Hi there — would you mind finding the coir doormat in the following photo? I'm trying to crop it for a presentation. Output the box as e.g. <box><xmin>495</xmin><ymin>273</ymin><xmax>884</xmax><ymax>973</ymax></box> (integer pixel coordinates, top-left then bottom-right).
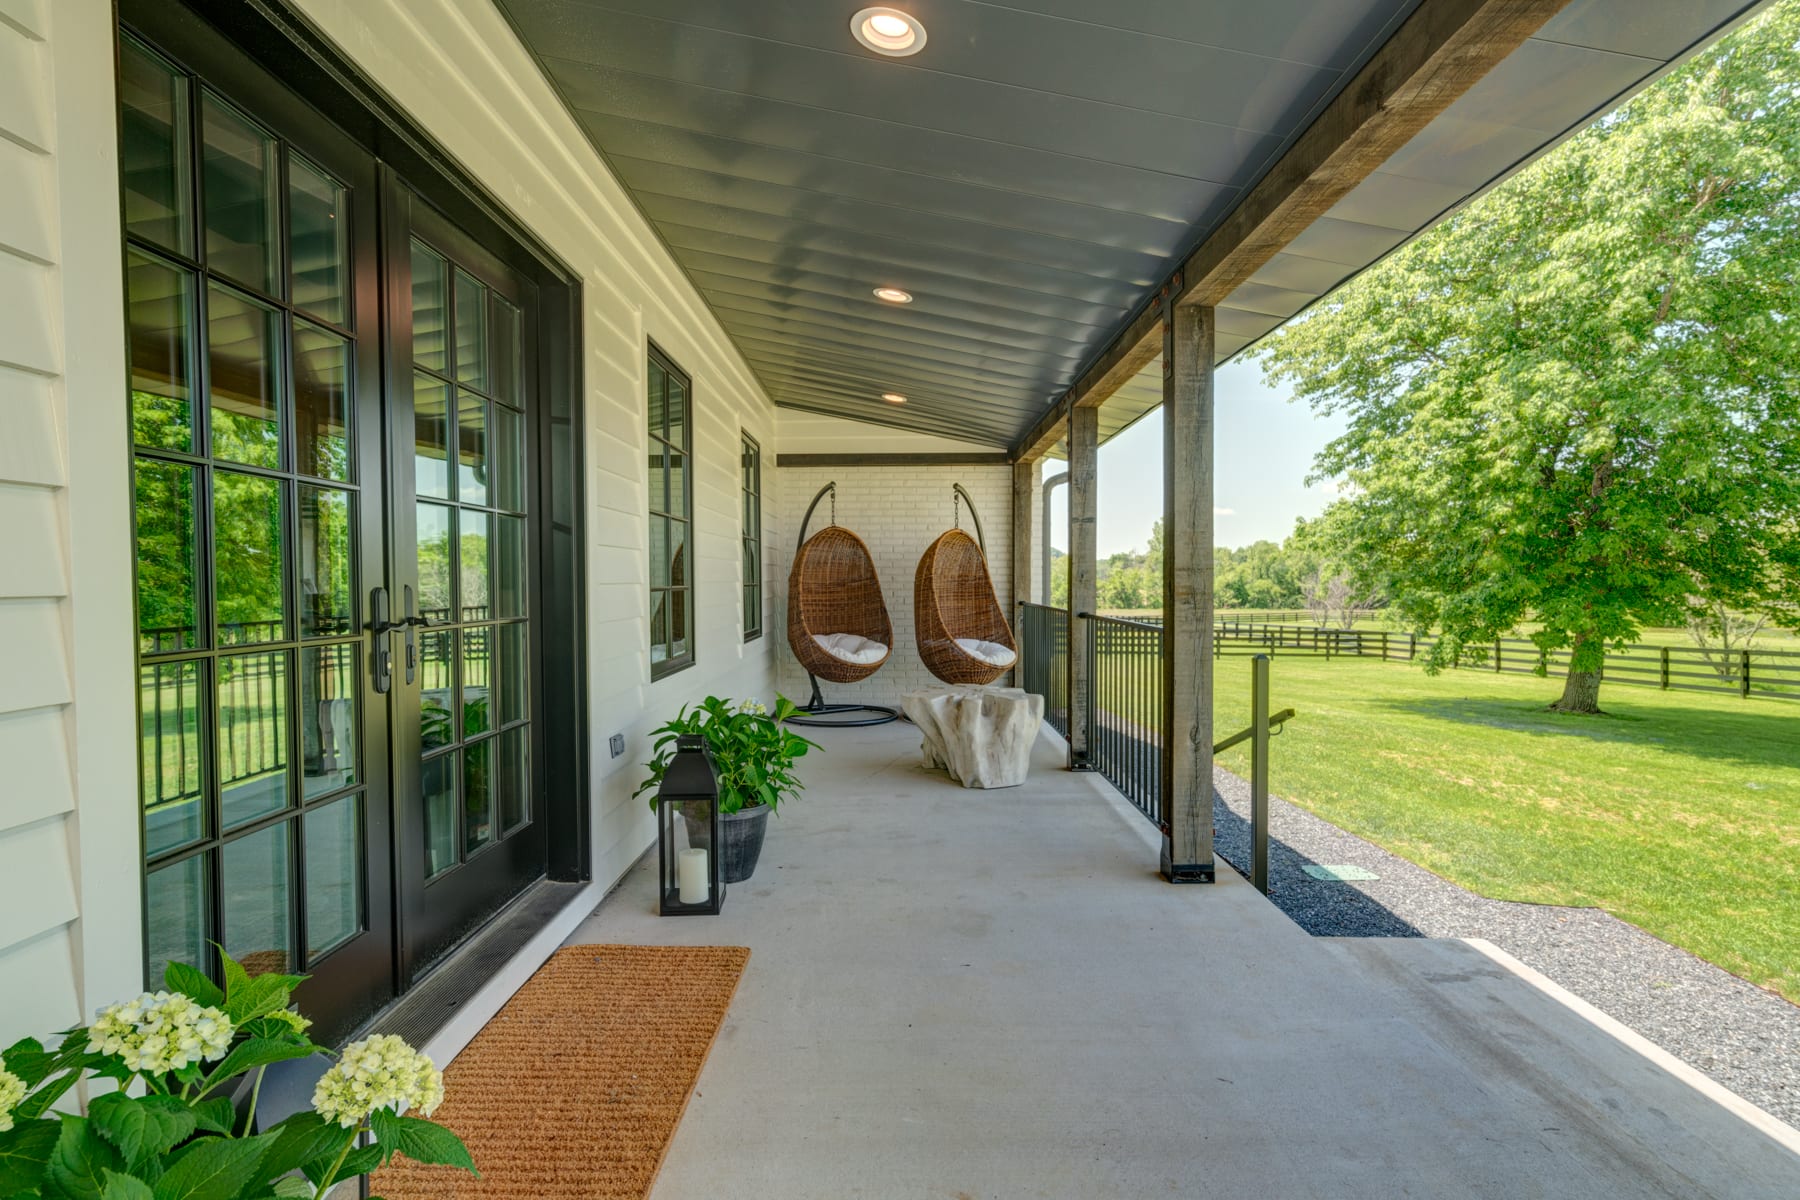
<box><xmin>372</xmin><ymin>944</ymin><xmax>750</xmax><ymax>1199</ymax></box>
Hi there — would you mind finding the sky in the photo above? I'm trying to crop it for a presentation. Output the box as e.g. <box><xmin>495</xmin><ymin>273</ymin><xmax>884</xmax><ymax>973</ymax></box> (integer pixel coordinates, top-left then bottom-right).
<box><xmin>1047</xmin><ymin>358</ymin><xmax>1349</xmax><ymax>556</ymax></box>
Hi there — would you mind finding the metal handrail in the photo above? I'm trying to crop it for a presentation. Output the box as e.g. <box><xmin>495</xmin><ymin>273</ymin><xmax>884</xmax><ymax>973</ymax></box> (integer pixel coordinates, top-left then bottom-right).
<box><xmin>1213</xmin><ymin>707</ymin><xmax>1295</xmax><ymax>756</ymax></box>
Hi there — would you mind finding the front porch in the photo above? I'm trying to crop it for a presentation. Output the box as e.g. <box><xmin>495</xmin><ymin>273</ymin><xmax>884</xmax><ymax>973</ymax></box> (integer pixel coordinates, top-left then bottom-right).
<box><xmin>567</xmin><ymin>723</ymin><xmax>1798</xmax><ymax>1198</ymax></box>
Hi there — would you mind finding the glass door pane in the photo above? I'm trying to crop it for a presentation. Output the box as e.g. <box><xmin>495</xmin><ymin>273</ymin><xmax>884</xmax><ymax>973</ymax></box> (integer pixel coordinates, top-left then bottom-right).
<box><xmin>395</xmin><ymin>204</ymin><xmax>545</xmax><ymax>980</ymax></box>
<box><xmin>123</xmin><ymin>29</ymin><xmax>394</xmax><ymax>1046</ymax></box>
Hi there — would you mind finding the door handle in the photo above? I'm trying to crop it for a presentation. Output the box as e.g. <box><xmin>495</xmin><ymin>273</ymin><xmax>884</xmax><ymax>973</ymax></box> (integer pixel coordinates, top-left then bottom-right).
<box><xmin>367</xmin><ymin>586</ymin><xmax>394</xmax><ymax>694</ymax></box>
<box><xmin>403</xmin><ymin>586</ymin><xmax>418</xmax><ymax>685</ymax></box>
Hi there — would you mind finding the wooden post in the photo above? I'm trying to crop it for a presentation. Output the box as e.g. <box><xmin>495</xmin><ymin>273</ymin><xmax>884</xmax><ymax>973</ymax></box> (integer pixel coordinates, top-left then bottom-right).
<box><xmin>1010</xmin><ymin>460</ymin><xmax>1035</xmax><ymax>686</ymax></box>
<box><xmin>1010</xmin><ymin>459</ymin><xmax>1035</xmax><ymax>611</ymax></box>
<box><xmin>1741</xmin><ymin>649</ymin><xmax>1752</xmax><ymax>699</ymax></box>
<box><xmin>1067</xmin><ymin>406</ymin><xmax>1098</xmax><ymax>770</ymax></box>
<box><xmin>1661</xmin><ymin>646</ymin><xmax>1670</xmax><ymax>690</ymax></box>
<box><xmin>1161</xmin><ymin>303</ymin><xmax>1215</xmax><ymax>884</ymax></box>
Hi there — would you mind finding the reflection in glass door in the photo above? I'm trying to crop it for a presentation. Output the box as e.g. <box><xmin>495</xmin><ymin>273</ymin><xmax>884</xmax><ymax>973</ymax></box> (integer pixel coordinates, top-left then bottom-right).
<box><xmin>122</xmin><ymin>32</ymin><xmax>394</xmax><ymax>1040</ymax></box>
<box><xmin>393</xmin><ymin>199</ymin><xmax>546</xmax><ymax>978</ymax></box>
<box><xmin>123</xmin><ymin>15</ymin><xmax>559</xmax><ymax>1040</ymax></box>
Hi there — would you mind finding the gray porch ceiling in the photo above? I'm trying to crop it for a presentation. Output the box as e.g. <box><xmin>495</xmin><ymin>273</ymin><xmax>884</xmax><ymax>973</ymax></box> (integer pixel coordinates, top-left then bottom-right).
<box><xmin>494</xmin><ymin>0</ymin><xmax>1765</xmax><ymax>448</ymax></box>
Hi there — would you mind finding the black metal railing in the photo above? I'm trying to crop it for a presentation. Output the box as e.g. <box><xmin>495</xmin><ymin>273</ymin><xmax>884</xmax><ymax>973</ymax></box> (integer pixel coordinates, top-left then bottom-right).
<box><xmin>1017</xmin><ymin>602</ymin><xmax>1069</xmax><ymax>737</ymax></box>
<box><xmin>140</xmin><ymin>608</ymin><xmax>496</xmax><ymax>818</ymax></box>
<box><xmin>1086</xmin><ymin>614</ymin><xmax>1164</xmax><ymax>826</ymax></box>
<box><xmin>1017</xmin><ymin>612</ymin><xmax>1297</xmax><ymax>888</ymax></box>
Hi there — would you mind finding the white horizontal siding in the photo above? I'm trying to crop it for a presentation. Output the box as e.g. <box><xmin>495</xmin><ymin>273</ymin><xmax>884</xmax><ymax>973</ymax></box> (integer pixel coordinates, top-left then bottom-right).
<box><xmin>0</xmin><ymin>4</ymin><xmax>76</xmax><ymax>1036</ymax></box>
<box><xmin>0</xmin><ymin>482</ymin><xmax>65</xmax><ymax>597</ymax></box>
<box><xmin>0</xmin><ymin>0</ymin><xmax>139</xmax><ymax>1042</ymax></box>
<box><xmin>0</xmin><ymin>816</ymin><xmax>78</xmax><ymax>945</ymax></box>
<box><xmin>0</xmin><ymin>365</ymin><xmax>62</xmax><ymax>486</ymax></box>
<box><xmin>0</xmin><ymin>928</ymin><xmax>81</xmax><ymax>1038</ymax></box>
<box><xmin>0</xmin><ymin>136</ymin><xmax>53</xmax><ymax>262</ymax></box>
<box><xmin>0</xmin><ymin>708</ymin><xmax>75</xmax><ymax>828</ymax></box>
<box><xmin>0</xmin><ymin>0</ymin><xmax>47</xmax><ymax>40</ymax></box>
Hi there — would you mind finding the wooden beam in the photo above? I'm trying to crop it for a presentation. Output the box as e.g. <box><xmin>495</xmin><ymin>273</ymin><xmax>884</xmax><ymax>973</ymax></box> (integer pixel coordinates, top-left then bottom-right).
<box><xmin>1177</xmin><ymin>0</ymin><xmax>1569</xmax><ymax>307</ymax></box>
<box><xmin>1065</xmin><ymin>407</ymin><xmax>1098</xmax><ymax>770</ymax></box>
<box><xmin>1012</xmin><ymin>392</ymin><xmax>1071</xmax><ymax>465</ymax></box>
<box><xmin>775</xmin><ymin>453</ymin><xmax>1011</xmax><ymax>468</ymax></box>
<box><xmin>1161</xmin><ymin>304</ymin><xmax>1215</xmax><ymax>883</ymax></box>
<box><xmin>1010</xmin><ymin>0</ymin><xmax>1567</xmax><ymax>459</ymax></box>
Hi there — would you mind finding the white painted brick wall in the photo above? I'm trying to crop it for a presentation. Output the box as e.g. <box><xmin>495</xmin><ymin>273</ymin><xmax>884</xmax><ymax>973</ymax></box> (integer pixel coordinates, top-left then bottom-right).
<box><xmin>771</xmin><ymin>465</ymin><xmax>1016</xmax><ymax>708</ymax></box>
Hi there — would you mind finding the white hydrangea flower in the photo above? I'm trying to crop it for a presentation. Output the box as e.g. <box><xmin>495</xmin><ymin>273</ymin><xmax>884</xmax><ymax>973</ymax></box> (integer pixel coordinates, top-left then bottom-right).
<box><xmin>87</xmin><ymin>991</ymin><xmax>235</xmax><ymax>1075</ymax></box>
<box><xmin>0</xmin><ymin>1065</ymin><xmax>25</xmax><ymax>1133</ymax></box>
<box><xmin>266</xmin><ymin>1008</ymin><xmax>313</xmax><ymax>1037</ymax></box>
<box><xmin>311</xmin><ymin>1034</ymin><xmax>444</xmax><ymax>1129</ymax></box>
<box><xmin>737</xmin><ymin>698</ymin><xmax>768</xmax><ymax>716</ymax></box>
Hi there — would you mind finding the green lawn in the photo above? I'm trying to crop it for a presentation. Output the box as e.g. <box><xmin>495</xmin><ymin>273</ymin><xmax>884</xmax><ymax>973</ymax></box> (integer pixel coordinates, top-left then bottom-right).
<box><xmin>1205</xmin><ymin>655</ymin><xmax>1800</xmax><ymax>1003</ymax></box>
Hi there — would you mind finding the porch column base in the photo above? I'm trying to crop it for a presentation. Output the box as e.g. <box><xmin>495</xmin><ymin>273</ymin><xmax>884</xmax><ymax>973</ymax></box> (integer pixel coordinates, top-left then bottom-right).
<box><xmin>1160</xmin><ymin>843</ymin><xmax>1216</xmax><ymax>884</ymax></box>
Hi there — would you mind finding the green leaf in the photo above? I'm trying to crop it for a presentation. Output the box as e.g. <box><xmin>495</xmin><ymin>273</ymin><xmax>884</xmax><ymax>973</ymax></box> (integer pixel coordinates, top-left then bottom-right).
<box><xmin>217</xmin><ymin>950</ymin><xmax>306</xmax><ymax>1025</ymax></box>
<box><xmin>253</xmin><ymin>1113</ymin><xmax>347</xmax><ymax>1189</ymax></box>
<box><xmin>88</xmin><ymin>1096</ymin><xmax>196</xmax><ymax>1168</ymax></box>
<box><xmin>221</xmin><ymin>978</ymin><xmax>298</xmax><ymax>1028</ymax></box>
<box><xmin>186</xmin><ymin>1101</ymin><xmax>235</xmax><ymax>1139</ymax></box>
<box><xmin>15</xmin><ymin>1037</ymin><xmax>99</xmax><ymax>1120</ymax></box>
<box><xmin>198</xmin><ymin>1041</ymin><xmax>318</xmax><ymax>1097</ymax></box>
<box><xmin>161</xmin><ymin>964</ymin><xmax>223</xmax><ymax>1011</ymax></box>
<box><xmin>218</xmin><ymin>951</ymin><xmax>250</xmax><ymax>1004</ymax></box>
<box><xmin>302</xmin><ymin>1143</ymin><xmax>382</xmax><ymax>1188</ymax></box>
<box><xmin>1</xmin><ymin>1039</ymin><xmax>51</xmax><ymax>1088</ymax></box>
<box><xmin>368</xmin><ymin>1111</ymin><xmax>476</xmax><ymax>1175</ymax></box>
<box><xmin>100</xmin><ymin>1170</ymin><xmax>156</xmax><ymax>1200</ymax></box>
<box><xmin>0</xmin><ymin>1119</ymin><xmax>61</xmax><ymax>1194</ymax></box>
<box><xmin>46</xmin><ymin>1117</ymin><xmax>122</xmax><ymax>1200</ymax></box>
<box><xmin>151</xmin><ymin>1133</ymin><xmax>275</xmax><ymax>1200</ymax></box>
<box><xmin>269</xmin><ymin>1177</ymin><xmax>312</xmax><ymax>1198</ymax></box>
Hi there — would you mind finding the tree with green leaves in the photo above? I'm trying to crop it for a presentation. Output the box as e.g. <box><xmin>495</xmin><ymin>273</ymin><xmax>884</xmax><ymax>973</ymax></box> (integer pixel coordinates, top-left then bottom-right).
<box><xmin>1253</xmin><ymin>1</ymin><xmax>1800</xmax><ymax>712</ymax></box>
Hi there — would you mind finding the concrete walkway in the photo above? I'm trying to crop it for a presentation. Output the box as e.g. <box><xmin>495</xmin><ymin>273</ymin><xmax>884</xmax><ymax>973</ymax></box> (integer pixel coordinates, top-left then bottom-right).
<box><xmin>566</xmin><ymin>724</ymin><xmax>1800</xmax><ymax>1198</ymax></box>
<box><xmin>1211</xmin><ymin>765</ymin><xmax>1800</xmax><ymax>1126</ymax></box>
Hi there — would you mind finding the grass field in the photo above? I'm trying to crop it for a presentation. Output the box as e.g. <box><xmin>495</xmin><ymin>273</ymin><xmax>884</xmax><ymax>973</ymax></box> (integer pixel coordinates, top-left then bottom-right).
<box><xmin>1206</xmin><ymin>655</ymin><xmax>1800</xmax><ymax>1003</ymax></box>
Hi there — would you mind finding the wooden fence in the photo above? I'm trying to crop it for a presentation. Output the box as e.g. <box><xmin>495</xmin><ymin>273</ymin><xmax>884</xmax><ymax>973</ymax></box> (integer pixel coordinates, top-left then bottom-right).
<box><xmin>1211</xmin><ymin>623</ymin><xmax>1800</xmax><ymax>702</ymax></box>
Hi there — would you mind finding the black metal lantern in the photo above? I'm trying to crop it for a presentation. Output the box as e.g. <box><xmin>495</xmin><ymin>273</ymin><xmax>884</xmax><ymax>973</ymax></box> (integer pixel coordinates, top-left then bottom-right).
<box><xmin>658</xmin><ymin>733</ymin><xmax>725</xmax><ymax>915</ymax></box>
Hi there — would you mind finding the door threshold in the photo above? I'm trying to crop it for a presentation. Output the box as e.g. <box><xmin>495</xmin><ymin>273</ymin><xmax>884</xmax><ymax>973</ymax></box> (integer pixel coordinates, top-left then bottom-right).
<box><xmin>358</xmin><ymin>878</ymin><xmax>588</xmax><ymax>1051</ymax></box>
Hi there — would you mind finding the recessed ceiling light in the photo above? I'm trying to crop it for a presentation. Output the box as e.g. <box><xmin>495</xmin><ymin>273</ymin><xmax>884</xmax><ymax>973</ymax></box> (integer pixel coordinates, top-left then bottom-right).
<box><xmin>881</xmin><ymin>392</ymin><xmax>907</xmax><ymax>404</ymax></box>
<box><xmin>851</xmin><ymin>7</ymin><xmax>926</xmax><ymax>56</ymax></box>
<box><xmin>873</xmin><ymin>286</ymin><xmax>913</xmax><ymax>304</ymax></box>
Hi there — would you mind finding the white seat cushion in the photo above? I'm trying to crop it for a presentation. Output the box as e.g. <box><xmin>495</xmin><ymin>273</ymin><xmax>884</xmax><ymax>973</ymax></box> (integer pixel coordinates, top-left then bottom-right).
<box><xmin>814</xmin><ymin>632</ymin><xmax>887</xmax><ymax>665</ymax></box>
<box><xmin>954</xmin><ymin>637</ymin><xmax>1017</xmax><ymax>667</ymax></box>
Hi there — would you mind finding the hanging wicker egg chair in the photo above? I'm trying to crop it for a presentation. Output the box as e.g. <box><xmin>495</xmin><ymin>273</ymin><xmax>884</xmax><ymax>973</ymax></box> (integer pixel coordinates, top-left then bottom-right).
<box><xmin>785</xmin><ymin>482</ymin><xmax>899</xmax><ymax>726</ymax></box>
<box><xmin>914</xmin><ymin>485</ymin><xmax>1017</xmax><ymax>685</ymax></box>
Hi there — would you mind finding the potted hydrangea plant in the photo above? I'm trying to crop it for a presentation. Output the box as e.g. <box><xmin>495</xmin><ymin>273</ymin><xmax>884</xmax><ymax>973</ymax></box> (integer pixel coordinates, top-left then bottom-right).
<box><xmin>635</xmin><ymin>696</ymin><xmax>820</xmax><ymax>883</ymax></box>
<box><xmin>0</xmin><ymin>950</ymin><xmax>474</xmax><ymax>1198</ymax></box>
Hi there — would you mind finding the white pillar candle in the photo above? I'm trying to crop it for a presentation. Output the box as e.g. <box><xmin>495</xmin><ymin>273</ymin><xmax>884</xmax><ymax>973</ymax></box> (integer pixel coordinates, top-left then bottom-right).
<box><xmin>678</xmin><ymin>847</ymin><xmax>709</xmax><ymax>904</ymax></box>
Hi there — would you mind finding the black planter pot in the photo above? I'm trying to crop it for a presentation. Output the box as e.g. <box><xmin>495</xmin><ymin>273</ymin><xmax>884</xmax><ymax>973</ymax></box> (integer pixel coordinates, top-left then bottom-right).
<box><xmin>684</xmin><ymin>803</ymin><xmax>771</xmax><ymax>884</ymax></box>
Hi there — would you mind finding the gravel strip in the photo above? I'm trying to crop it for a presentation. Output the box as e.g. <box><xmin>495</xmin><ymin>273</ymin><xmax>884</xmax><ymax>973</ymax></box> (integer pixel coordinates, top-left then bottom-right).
<box><xmin>1211</xmin><ymin>765</ymin><xmax>1800</xmax><ymax>1128</ymax></box>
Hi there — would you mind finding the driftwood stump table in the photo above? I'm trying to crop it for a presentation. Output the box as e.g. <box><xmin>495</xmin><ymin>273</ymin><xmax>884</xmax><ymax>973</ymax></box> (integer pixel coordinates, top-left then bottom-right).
<box><xmin>900</xmin><ymin>686</ymin><xmax>1044</xmax><ymax>788</ymax></box>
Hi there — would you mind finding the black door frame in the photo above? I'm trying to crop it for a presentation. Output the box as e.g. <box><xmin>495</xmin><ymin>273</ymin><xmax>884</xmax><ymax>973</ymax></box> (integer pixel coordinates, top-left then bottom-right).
<box><xmin>121</xmin><ymin>0</ymin><xmax>589</xmax><ymax>1039</ymax></box>
<box><xmin>385</xmin><ymin>186</ymin><xmax>554</xmax><ymax>983</ymax></box>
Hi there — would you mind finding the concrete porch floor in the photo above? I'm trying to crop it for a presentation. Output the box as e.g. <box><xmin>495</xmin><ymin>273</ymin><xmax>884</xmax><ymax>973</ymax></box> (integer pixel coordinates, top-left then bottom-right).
<box><xmin>565</xmin><ymin>724</ymin><xmax>1800</xmax><ymax>1198</ymax></box>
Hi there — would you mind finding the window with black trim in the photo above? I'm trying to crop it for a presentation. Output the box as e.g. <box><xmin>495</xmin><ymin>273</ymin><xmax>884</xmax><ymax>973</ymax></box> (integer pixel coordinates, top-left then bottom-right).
<box><xmin>741</xmin><ymin>432</ymin><xmax>763</xmax><ymax>640</ymax></box>
<box><xmin>648</xmin><ymin>347</ymin><xmax>692</xmax><ymax>676</ymax></box>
